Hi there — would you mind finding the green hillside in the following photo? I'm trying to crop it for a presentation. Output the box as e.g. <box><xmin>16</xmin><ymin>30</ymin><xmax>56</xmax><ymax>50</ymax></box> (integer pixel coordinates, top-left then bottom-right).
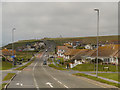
<box><xmin>43</xmin><ymin>35</ymin><xmax>119</xmax><ymax>46</ymax></box>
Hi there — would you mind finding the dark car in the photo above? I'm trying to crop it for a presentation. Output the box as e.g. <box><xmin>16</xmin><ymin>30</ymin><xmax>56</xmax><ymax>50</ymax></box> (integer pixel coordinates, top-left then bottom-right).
<box><xmin>43</xmin><ymin>60</ymin><xmax>47</xmax><ymax>65</ymax></box>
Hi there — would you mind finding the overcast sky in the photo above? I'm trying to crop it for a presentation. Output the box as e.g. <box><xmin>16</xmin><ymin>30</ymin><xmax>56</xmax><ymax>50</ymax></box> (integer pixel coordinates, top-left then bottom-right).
<box><xmin>1</xmin><ymin>2</ymin><xmax>118</xmax><ymax>46</ymax></box>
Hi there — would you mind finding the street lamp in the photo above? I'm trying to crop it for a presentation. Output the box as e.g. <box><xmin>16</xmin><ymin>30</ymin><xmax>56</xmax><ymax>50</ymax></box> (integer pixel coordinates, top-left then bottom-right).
<box><xmin>12</xmin><ymin>28</ymin><xmax>16</xmax><ymax>67</ymax></box>
<box><xmin>94</xmin><ymin>8</ymin><xmax>100</xmax><ymax>77</ymax></box>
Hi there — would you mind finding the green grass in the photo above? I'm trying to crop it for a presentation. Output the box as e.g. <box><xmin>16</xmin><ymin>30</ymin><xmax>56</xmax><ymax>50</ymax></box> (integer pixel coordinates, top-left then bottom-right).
<box><xmin>14</xmin><ymin>58</ymin><xmax>35</xmax><ymax>70</ymax></box>
<box><xmin>72</xmin><ymin>64</ymin><xmax>117</xmax><ymax>72</ymax></box>
<box><xmin>3</xmin><ymin>39</ymin><xmax>41</xmax><ymax>49</ymax></box>
<box><xmin>73</xmin><ymin>73</ymin><xmax>119</xmax><ymax>87</ymax></box>
<box><xmin>48</xmin><ymin>64</ymin><xmax>66</xmax><ymax>70</ymax></box>
<box><xmin>16</xmin><ymin>51</ymin><xmax>36</xmax><ymax>62</ymax></box>
<box><xmin>43</xmin><ymin>35</ymin><xmax>119</xmax><ymax>45</ymax></box>
<box><xmin>0</xmin><ymin>61</ymin><xmax>15</xmax><ymax>70</ymax></box>
<box><xmin>3</xmin><ymin>73</ymin><xmax>16</xmax><ymax>81</ymax></box>
<box><xmin>0</xmin><ymin>83</ymin><xmax>7</xmax><ymax>90</ymax></box>
<box><xmin>92</xmin><ymin>73</ymin><xmax>118</xmax><ymax>81</ymax></box>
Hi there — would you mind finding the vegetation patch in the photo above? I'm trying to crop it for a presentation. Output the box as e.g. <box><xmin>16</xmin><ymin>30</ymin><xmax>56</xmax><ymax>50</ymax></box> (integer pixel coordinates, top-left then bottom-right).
<box><xmin>73</xmin><ymin>73</ymin><xmax>119</xmax><ymax>87</ymax></box>
<box><xmin>3</xmin><ymin>73</ymin><xmax>16</xmax><ymax>81</ymax></box>
<box><xmin>0</xmin><ymin>83</ymin><xmax>7</xmax><ymax>90</ymax></box>
<box><xmin>1</xmin><ymin>61</ymin><xmax>15</xmax><ymax>70</ymax></box>
<box><xmin>48</xmin><ymin>64</ymin><xmax>66</xmax><ymax>70</ymax></box>
<box><xmin>14</xmin><ymin>58</ymin><xmax>35</xmax><ymax>70</ymax></box>
<box><xmin>72</xmin><ymin>64</ymin><xmax>117</xmax><ymax>72</ymax></box>
<box><xmin>92</xmin><ymin>73</ymin><xmax>118</xmax><ymax>81</ymax></box>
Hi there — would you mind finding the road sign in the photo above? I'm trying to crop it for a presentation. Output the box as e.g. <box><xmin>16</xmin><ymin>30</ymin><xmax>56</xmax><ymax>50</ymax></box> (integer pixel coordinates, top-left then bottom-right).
<box><xmin>11</xmin><ymin>56</ymin><xmax>15</xmax><ymax>58</ymax></box>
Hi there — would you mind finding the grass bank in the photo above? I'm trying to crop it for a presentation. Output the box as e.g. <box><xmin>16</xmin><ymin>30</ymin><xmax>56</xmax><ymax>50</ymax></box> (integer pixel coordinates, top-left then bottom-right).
<box><xmin>92</xmin><ymin>73</ymin><xmax>118</xmax><ymax>81</ymax></box>
<box><xmin>0</xmin><ymin>83</ymin><xmax>7</xmax><ymax>90</ymax></box>
<box><xmin>14</xmin><ymin>57</ymin><xmax>35</xmax><ymax>70</ymax></box>
<box><xmin>48</xmin><ymin>64</ymin><xmax>66</xmax><ymax>70</ymax></box>
<box><xmin>1</xmin><ymin>61</ymin><xmax>15</xmax><ymax>70</ymax></box>
<box><xmin>72</xmin><ymin>64</ymin><xmax>117</xmax><ymax>72</ymax></box>
<box><xmin>3</xmin><ymin>73</ymin><xmax>16</xmax><ymax>81</ymax></box>
<box><xmin>73</xmin><ymin>73</ymin><xmax>119</xmax><ymax>87</ymax></box>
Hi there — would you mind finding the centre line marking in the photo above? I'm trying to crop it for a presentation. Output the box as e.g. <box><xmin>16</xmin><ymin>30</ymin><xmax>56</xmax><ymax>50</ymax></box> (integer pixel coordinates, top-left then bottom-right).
<box><xmin>32</xmin><ymin>62</ymin><xmax>40</xmax><ymax>90</ymax></box>
<box><xmin>41</xmin><ymin>63</ymin><xmax>69</xmax><ymax>88</ymax></box>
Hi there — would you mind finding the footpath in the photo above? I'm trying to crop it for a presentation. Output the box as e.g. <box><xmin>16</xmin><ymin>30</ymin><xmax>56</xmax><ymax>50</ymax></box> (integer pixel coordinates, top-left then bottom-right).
<box><xmin>1</xmin><ymin>57</ymin><xmax>34</xmax><ymax>85</ymax></box>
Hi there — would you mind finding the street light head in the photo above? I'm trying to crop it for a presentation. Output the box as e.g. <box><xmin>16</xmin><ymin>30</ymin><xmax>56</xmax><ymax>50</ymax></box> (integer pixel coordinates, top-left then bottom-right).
<box><xmin>94</xmin><ymin>8</ymin><xmax>99</xmax><ymax>12</ymax></box>
<box><xmin>12</xmin><ymin>28</ymin><xmax>16</xmax><ymax>31</ymax></box>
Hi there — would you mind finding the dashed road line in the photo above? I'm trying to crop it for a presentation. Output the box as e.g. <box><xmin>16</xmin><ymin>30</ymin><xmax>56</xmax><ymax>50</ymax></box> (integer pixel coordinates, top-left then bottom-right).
<box><xmin>41</xmin><ymin>63</ymin><xmax>69</xmax><ymax>88</ymax></box>
<box><xmin>32</xmin><ymin>61</ymin><xmax>40</xmax><ymax>90</ymax></box>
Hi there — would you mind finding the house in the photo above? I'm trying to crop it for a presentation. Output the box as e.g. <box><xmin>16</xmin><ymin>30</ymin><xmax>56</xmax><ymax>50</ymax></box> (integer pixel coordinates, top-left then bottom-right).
<box><xmin>71</xmin><ymin>49</ymin><xmax>92</xmax><ymax>63</ymax></box>
<box><xmin>57</xmin><ymin>46</ymin><xmax>68</xmax><ymax>58</ymax></box>
<box><xmin>89</xmin><ymin>44</ymin><xmax>120</xmax><ymax>65</ymax></box>
<box><xmin>2</xmin><ymin>48</ymin><xmax>16</xmax><ymax>56</ymax></box>
<box><xmin>64</xmin><ymin>49</ymin><xmax>81</xmax><ymax>60</ymax></box>
<box><xmin>2</xmin><ymin>48</ymin><xmax>16</xmax><ymax>61</ymax></box>
<box><xmin>84</xmin><ymin>44</ymin><xmax>93</xmax><ymax>49</ymax></box>
<box><xmin>64</xmin><ymin>43</ymin><xmax>73</xmax><ymax>48</ymax></box>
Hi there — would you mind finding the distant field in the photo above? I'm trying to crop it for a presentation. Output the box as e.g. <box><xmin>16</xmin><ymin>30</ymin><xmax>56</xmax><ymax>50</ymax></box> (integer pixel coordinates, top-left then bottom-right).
<box><xmin>43</xmin><ymin>35</ymin><xmax>119</xmax><ymax>46</ymax></box>
<box><xmin>3</xmin><ymin>39</ymin><xmax>42</xmax><ymax>49</ymax></box>
<box><xmin>3</xmin><ymin>35</ymin><xmax>119</xmax><ymax>49</ymax></box>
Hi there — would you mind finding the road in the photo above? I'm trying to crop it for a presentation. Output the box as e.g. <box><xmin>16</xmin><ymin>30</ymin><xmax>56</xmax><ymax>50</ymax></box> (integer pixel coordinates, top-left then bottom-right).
<box><xmin>6</xmin><ymin>41</ymin><xmax>116</xmax><ymax>90</ymax></box>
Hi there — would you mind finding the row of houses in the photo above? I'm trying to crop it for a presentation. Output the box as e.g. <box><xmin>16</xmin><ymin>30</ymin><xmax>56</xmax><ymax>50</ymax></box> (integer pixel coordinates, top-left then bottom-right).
<box><xmin>57</xmin><ymin>44</ymin><xmax>120</xmax><ymax>65</ymax></box>
<box><xmin>16</xmin><ymin>42</ymin><xmax>45</xmax><ymax>51</ymax></box>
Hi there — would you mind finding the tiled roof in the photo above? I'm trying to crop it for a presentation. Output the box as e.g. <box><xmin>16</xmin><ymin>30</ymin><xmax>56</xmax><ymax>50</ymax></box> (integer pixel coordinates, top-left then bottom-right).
<box><xmin>71</xmin><ymin>49</ymin><xmax>92</xmax><ymax>60</ymax></box>
<box><xmin>64</xmin><ymin>49</ymin><xmax>81</xmax><ymax>56</ymax></box>
<box><xmin>57</xmin><ymin>46</ymin><xmax>68</xmax><ymax>51</ymax></box>
<box><xmin>91</xmin><ymin>44</ymin><xmax>120</xmax><ymax>58</ymax></box>
<box><xmin>64</xmin><ymin>43</ymin><xmax>73</xmax><ymax>48</ymax></box>
<box><xmin>2</xmin><ymin>49</ymin><xmax>16</xmax><ymax>56</ymax></box>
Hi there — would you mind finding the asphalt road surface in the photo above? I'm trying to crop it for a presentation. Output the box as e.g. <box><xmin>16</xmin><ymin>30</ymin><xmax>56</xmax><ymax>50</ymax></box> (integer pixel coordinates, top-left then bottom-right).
<box><xmin>7</xmin><ymin>41</ymin><xmax>117</xmax><ymax>90</ymax></box>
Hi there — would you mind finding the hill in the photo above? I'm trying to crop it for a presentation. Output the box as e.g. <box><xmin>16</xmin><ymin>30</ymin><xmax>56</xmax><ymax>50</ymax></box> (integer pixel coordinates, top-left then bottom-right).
<box><xmin>43</xmin><ymin>35</ymin><xmax>119</xmax><ymax>46</ymax></box>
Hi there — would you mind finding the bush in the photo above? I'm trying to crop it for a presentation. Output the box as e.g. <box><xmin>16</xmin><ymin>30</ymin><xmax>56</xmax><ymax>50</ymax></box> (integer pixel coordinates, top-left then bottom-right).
<box><xmin>2</xmin><ymin>57</ymin><xmax>6</xmax><ymax>61</ymax></box>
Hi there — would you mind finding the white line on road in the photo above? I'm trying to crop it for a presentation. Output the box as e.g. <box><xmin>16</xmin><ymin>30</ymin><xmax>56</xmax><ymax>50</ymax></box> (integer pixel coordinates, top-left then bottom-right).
<box><xmin>46</xmin><ymin>82</ymin><xmax>53</xmax><ymax>88</ymax></box>
<box><xmin>32</xmin><ymin>62</ymin><xmax>40</xmax><ymax>90</ymax></box>
<box><xmin>41</xmin><ymin>63</ymin><xmax>69</xmax><ymax>88</ymax></box>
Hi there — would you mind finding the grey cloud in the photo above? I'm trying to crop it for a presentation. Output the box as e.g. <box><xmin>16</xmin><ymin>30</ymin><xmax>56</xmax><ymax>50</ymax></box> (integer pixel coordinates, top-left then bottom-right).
<box><xmin>2</xmin><ymin>2</ymin><xmax>118</xmax><ymax>46</ymax></box>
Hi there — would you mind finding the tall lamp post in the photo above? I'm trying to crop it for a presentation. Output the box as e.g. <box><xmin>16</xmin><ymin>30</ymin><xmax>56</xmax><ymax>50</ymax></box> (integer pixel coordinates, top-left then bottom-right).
<box><xmin>12</xmin><ymin>28</ymin><xmax>16</xmax><ymax>67</ymax></box>
<box><xmin>94</xmin><ymin>8</ymin><xmax>100</xmax><ymax>77</ymax></box>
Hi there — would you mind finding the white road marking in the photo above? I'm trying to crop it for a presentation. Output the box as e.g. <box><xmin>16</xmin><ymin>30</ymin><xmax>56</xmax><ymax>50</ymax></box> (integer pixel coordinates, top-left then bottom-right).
<box><xmin>16</xmin><ymin>83</ymin><xmax>20</xmax><ymax>85</ymax></box>
<box><xmin>46</xmin><ymin>82</ymin><xmax>53</xmax><ymax>88</ymax></box>
<box><xmin>41</xmin><ymin>63</ymin><xmax>69</xmax><ymax>88</ymax></box>
<box><xmin>20</xmin><ymin>83</ymin><xmax>23</xmax><ymax>86</ymax></box>
<box><xmin>32</xmin><ymin>62</ymin><xmax>40</xmax><ymax>90</ymax></box>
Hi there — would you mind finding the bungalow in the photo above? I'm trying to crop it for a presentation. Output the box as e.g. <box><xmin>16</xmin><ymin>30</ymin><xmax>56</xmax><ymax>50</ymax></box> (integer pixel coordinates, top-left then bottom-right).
<box><xmin>84</xmin><ymin>44</ymin><xmax>93</xmax><ymax>50</ymax></box>
<box><xmin>71</xmin><ymin>49</ymin><xmax>92</xmax><ymax>63</ymax></box>
<box><xmin>64</xmin><ymin>49</ymin><xmax>81</xmax><ymax>60</ymax></box>
<box><xmin>2</xmin><ymin>48</ymin><xmax>16</xmax><ymax>56</ymax></box>
<box><xmin>57</xmin><ymin>46</ymin><xmax>68</xmax><ymax>58</ymax></box>
<box><xmin>64</xmin><ymin>43</ymin><xmax>73</xmax><ymax>48</ymax></box>
<box><xmin>89</xmin><ymin>44</ymin><xmax>120</xmax><ymax>65</ymax></box>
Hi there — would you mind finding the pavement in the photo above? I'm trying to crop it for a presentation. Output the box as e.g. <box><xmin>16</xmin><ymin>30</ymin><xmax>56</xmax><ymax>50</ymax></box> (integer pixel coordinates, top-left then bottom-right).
<box><xmin>1</xmin><ymin>57</ymin><xmax>34</xmax><ymax>85</ymax></box>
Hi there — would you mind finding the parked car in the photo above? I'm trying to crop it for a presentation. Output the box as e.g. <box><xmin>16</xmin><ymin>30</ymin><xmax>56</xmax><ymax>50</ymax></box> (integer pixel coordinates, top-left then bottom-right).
<box><xmin>43</xmin><ymin>60</ymin><xmax>47</xmax><ymax>65</ymax></box>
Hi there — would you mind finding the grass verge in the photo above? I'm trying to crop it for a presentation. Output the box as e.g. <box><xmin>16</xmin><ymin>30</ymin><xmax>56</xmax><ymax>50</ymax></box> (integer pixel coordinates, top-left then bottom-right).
<box><xmin>72</xmin><ymin>64</ymin><xmax>117</xmax><ymax>72</ymax></box>
<box><xmin>73</xmin><ymin>73</ymin><xmax>119</xmax><ymax>87</ymax></box>
<box><xmin>14</xmin><ymin>58</ymin><xmax>35</xmax><ymax>70</ymax></box>
<box><xmin>92</xmin><ymin>73</ymin><xmax>118</xmax><ymax>81</ymax></box>
<box><xmin>0</xmin><ymin>83</ymin><xmax>7</xmax><ymax>90</ymax></box>
<box><xmin>48</xmin><ymin>64</ymin><xmax>66</xmax><ymax>70</ymax></box>
<box><xmin>1</xmin><ymin>61</ymin><xmax>15</xmax><ymax>70</ymax></box>
<box><xmin>3</xmin><ymin>73</ymin><xmax>16</xmax><ymax>81</ymax></box>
